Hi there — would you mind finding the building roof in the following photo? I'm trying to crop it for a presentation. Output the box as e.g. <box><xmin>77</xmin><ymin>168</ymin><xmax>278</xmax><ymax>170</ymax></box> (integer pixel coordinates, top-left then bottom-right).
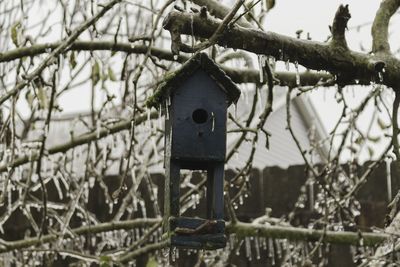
<box><xmin>146</xmin><ymin>52</ymin><xmax>241</xmax><ymax>108</ymax></box>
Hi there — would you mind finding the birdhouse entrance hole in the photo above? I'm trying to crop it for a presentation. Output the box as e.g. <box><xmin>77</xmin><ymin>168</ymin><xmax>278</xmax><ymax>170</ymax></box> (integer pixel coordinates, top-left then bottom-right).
<box><xmin>192</xmin><ymin>108</ymin><xmax>208</xmax><ymax>124</ymax></box>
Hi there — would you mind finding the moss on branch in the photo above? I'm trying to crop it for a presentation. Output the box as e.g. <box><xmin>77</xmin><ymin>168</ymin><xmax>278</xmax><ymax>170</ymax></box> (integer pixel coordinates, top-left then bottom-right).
<box><xmin>163</xmin><ymin>9</ymin><xmax>400</xmax><ymax>90</ymax></box>
<box><xmin>0</xmin><ymin>41</ymin><xmax>336</xmax><ymax>87</ymax></box>
<box><xmin>227</xmin><ymin>222</ymin><xmax>388</xmax><ymax>246</ymax></box>
<box><xmin>371</xmin><ymin>0</ymin><xmax>400</xmax><ymax>54</ymax></box>
<box><xmin>330</xmin><ymin>4</ymin><xmax>351</xmax><ymax>49</ymax></box>
<box><xmin>0</xmin><ymin>219</ymin><xmax>391</xmax><ymax>254</ymax></box>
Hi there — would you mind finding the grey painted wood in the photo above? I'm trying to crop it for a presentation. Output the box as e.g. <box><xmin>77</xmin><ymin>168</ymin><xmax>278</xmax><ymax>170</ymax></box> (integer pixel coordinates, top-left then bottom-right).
<box><xmin>170</xmin><ymin>69</ymin><xmax>228</xmax><ymax>163</ymax></box>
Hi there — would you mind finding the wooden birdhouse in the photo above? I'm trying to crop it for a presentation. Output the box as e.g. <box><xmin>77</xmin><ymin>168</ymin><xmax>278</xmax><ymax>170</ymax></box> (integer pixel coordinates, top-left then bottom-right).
<box><xmin>147</xmin><ymin>52</ymin><xmax>241</xmax><ymax>249</ymax></box>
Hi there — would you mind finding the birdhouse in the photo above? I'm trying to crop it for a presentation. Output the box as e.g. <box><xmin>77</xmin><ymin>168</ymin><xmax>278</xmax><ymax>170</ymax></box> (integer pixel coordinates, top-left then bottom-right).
<box><xmin>147</xmin><ymin>52</ymin><xmax>240</xmax><ymax>249</ymax></box>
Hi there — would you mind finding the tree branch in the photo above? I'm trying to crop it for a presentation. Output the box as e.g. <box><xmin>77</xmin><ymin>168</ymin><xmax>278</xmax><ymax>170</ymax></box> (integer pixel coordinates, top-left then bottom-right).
<box><xmin>118</xmin><ymin>240</ymin><xmax>169</xmax><ymax>263</ymax></box>
<box><xmin>0</xmin><ymin>218</ymin><xmax>392</xmax><ymax>254</ymax></box>
<box><xmin>0</xmin><ymin>111</ymin><xmax>158</xmax><ymax>173</ymax></box>
<box><xmin>330</xmin><ymin>4</ymin><xmax>351</xmax><ymax>49</ymax></box>
<box><xmin>0</xmin><ymin>42</ymin><xmax>183</xmax><ymax>64</ymax></box>
<box><xmin>191</xmin><ymin>0</ymin><xmax>253</xmax><ymax>28</ymax></box>
<box><xmin>163</xmin><ymin>8</ymin><xmax>396</xmax><ymax>88</ymax></box>
<box><xmin>0</xmin><ymin>41</ymin><xmax>336</xmax><ymax>87</ymax></box>
<box><xmin>226</xmin><ymin>222</ymin><xmax>389</xmax><ymax>247</ymax></box>
<box><xmin>371</xmin><ymin>0</ymin><xmax>400</xmax><ymax>54</ymax></box>
<box><xmin>0</xmin><ymin>218</ymin><xmax>160</xmax><ymax>253</ymax></box>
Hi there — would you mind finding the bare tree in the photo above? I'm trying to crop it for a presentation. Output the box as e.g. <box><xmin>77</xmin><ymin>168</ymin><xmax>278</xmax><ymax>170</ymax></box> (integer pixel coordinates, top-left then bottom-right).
<box><xmin>0</xmin><ymin>0</ymin><xmax>400</xmax><ymax>266</ymax></box>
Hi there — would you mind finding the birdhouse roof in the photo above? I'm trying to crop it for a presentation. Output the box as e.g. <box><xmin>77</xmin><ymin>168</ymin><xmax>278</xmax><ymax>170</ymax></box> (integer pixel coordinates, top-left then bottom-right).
<box><xmin>146</xmin><ymin>52</ymin><xmax>241</xmax><ymax>108</ymax></box>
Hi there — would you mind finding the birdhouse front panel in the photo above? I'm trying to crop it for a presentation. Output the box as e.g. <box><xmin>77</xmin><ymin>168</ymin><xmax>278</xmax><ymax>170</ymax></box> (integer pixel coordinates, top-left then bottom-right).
<box><xmin>170</xmin><ymin>69</ymin><xmax>228</xmax><ymax>163</ymax></box>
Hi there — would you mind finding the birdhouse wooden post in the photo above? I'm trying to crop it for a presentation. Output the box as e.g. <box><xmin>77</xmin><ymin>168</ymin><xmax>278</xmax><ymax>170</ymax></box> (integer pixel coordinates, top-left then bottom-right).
<box><xmin>147</xmin><ymin>53</ymin><xmax>240</xmax><ymax>249</ymax></box>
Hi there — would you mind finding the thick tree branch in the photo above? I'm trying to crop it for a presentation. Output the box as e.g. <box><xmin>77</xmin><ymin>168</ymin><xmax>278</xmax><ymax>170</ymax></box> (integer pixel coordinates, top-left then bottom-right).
<box><xmin>0</xmin><ymin>41</ymin><xmax>335</xmax><ymax>87</ymax></box>
<box><xmin>0</xmin><ymin>218</ymin><xmax>391</xmax><ymax>254</ymax></box>
<box><xmin>371</xmin><ymin>0</ymin><xmax>400</xmax><ymax>54</ymax></box>
<box><xmin>163</xmin><ymin>9</ymin><xmax>398</xmax><ymax>89</ymax></box>
<box><xmin>226</xmin><ymin>222</ymin><xmax>389</xmax><ymax>247</ymax></box>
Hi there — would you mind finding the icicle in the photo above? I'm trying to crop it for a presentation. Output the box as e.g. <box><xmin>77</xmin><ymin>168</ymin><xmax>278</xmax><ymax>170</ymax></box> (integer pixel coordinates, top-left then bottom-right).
<box><xmin>29</xmin><ymin>150</ymin><xmax>33</xmax><ymax>162</ymax></box>
<box><xmin>131</xmin><ymin>166</ymin><xmax>136</xmax><ymax>186</ymax></box>
<box><xmin>233</xmin><ymin>202</ymin><xmax>238</xmax><ymax>210</ymax></box>
<box><xmin>53</xmin><ymin>177</ymin><xmax>64</xmax><ymax>200</ymax></box>
<box><xmin>245</xmin><ymin>237</ymin><xmax>252</xmax><ymax>261</ymax></box>
<box><xmin>165</xmin><ymin>101</ymin><xmax>170</xmax><ymax>120</ymax></box>
<box><xmin>258</xmin><ymin>55</ymin><xmax>265</xmax><ymax>83</ymax></box>
<box><xmin>147</xmin><ymin>108</ymin><xmax>151</xmax><ymax>129</ymax></box>
<box><xmin>96</xmin><ymin>120</ymin><xmax>102</xmax><ymax>139</ymax></box>
<box><xmin>190</xmin><ymin>12</ymin><xmax>195</xmax><ymax>49</ymax></box>
<box><xmin>235</xmin><ymin>239</ymin><xmax>243</xmax><ymax>256</ymax></box>
<box><xmin>261</xmin><ymin>237</ymin><xmax>267</xmax><ymax>250</ymax></box>
<box><xmin>275</xmin><ymin>239</ymin><xmax>282</xmax><ymax>258</ymax></box>
<box><xmin>171</xmin><ymin>246</ymin><xmax>177</xmax><ymax>262</ymax></box>
<box><xmin>83</xmin><ymin>182</ymin><xmax>89</xmax><ymax>204</ymax></box>
<box><xmin>191</xmin><ymin>194</ymin><xmax>197</xmax><ymax>209</ymax></box>
<box><xmin>32</xmin><ymin>174</ymin><xmax>39</xmax><ymax>183</ymax></box>
<box><xmin>234</xmin><ymin>104</ymin><xmax>238</xmax><ymax>120</ymax></box>
<box><xmin>268</xmin><ymin>238</ymin><xmax>275</xmax><ymax>261</ymax></box>
<box><xmin>254</xmin><ymin>237</ymin><xmax>261</xmax><ymax>260</ymax></box>
<box><xmin>378</xmin><ymin>71</ymin><xmax>384</xmax><ymax>83</ymax></box>
<box><xmin>154</xmin><ymin>102</ymin><xmax>160</xmax><ymax>117</ymax></box>
<box><xmin>258</xmin><ymin>89</ymin><xmax>263</xmax><ymax>111</ymax></box>
<box><xmin>140</xmin><ymin>200</ymin><xmax>147</xmax><ymax>218</ymax></box>
<box><xmin>103</xmin><ymin>146</ymin><xmax>107</xmax><ymax>163</ymax></box>
<box><xmin>351</xmin><ymin>85</ymin><xmax>355</xmax><ymax>98</ymax></box>
<box><xmin>151</xmin><ymin>136</ymin><xmax>159</xmax><ymax>161</ymax></box>
<box><xmin>268</xmin><ymin>57</ymin><xmax>276</xmax><ymax>71</ymax></box>
<box><xmin>285</xmin><ymin>60</ymin><xmax>290</xmax><ymax>71</ymax></box>
<box><xmin>308</xmin><ymin>180</ymin><xmax>314</xmax><ymax>211</ymax></box>
<box><xmin>89</xmin><ymin>176</ymin><xmax>96</xmax><ymax>188</ymax></box>
<box><xmin>7</xmin><ymin>185</ymin><xmax>12</xmax><ymax>214</ymax></box>
<box><xmin>359</xmin><ymin>236</ymin><xmax>364</xmax><ymax>246</ymax></box>
<box><xmin>211</xmin><ymin>112</ymin><xmax>215</xmax><ymax>132</ymax></box>
<box><xmin>108</xmin><ymin>202</ymin><xmax>114</xmax><ymax>214</ymax></box>
<box><xmin>229</xmin><ymin>234</ymin><xmax>236</xmax><ymax>250</ymax></box>
<box><xmin>50</xmin><ymin>159</ymin><xmax>55</xmax><ymax>176</ymax></box>
<box><xmin>133</xmin><ymin>197</ymin><xmax>138</xmax><ymax>212</ymax></box>
<box><xmin>295</xmin><ymin>61</ymin><xmax>300</xmax><ymax>85</ymax></box>
<box><xmin>42</xmin><ymin>156</ymin><xmax>48</xmax><ymax>176</ymax></box>
<box><xmin>386</xmin><ymin>157</ymin><xmax>393</xmax><ymax>202</ymax></box>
